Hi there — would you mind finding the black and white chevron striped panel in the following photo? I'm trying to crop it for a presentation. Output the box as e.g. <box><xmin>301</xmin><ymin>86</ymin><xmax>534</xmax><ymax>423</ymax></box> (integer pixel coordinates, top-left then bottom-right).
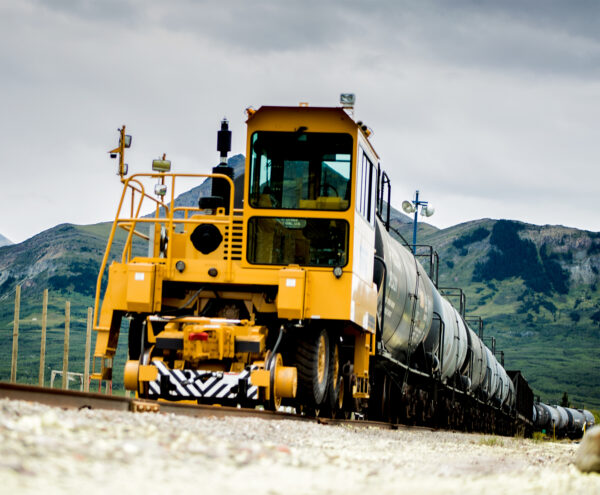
<box><xmin>148</xmin><ymin>360</ymin><xmax>259</xmax><ymax>400</ymax></box>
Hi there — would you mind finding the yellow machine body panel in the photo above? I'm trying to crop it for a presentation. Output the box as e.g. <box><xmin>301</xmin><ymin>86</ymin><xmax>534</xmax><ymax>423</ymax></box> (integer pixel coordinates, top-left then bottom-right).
<box><xmin>126</xmin><ymin>263</ymin><xmax>156</xmax><ymax>312</ymax></box>
<box><xmin>277</xmin><ymin>267</ymin><xmax>306</xmax><ymax>319</ymax></box>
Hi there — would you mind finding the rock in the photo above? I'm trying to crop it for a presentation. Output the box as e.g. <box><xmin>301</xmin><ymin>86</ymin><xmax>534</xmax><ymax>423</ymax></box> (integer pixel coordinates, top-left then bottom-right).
<box><xmin>575</xmin><ymin>426</ymin><xmax>600</xmax><ymax>473</ymax></box>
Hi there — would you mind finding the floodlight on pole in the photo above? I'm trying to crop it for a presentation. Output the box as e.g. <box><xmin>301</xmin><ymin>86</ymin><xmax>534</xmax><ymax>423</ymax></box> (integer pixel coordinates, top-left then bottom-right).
<box><xmin>402</xmin><ymin>190</ymin><xmax>435</xmax><ymax>254</ymax></box>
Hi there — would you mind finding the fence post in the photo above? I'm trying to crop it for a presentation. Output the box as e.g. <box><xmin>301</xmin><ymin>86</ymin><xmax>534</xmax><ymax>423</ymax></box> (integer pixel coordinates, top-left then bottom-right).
<box><xmin>84</xmin><ymin>307</ymin><xmax>92</xmax><ymax>392</ymax></box>
<box><xmin>62</xmin><ymin>301</ymin><xmax>70</xmax><ymax>390</ymax></box>
<box><xmin>10</xmin><ymin>285</ymin><xmax>21</xmax><ymax>383</ymax></box>
<box><xmin>39</xmin><ymin>289</ymin><xmax>48</xmax><ymax>387</ymax></box>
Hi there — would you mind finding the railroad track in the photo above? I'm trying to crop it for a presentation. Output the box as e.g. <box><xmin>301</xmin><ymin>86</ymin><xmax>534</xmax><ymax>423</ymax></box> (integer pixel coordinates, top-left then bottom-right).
<box><xmin>0</xmin><ymin>382</ymin><xmax>425</xmax><ymax>432</ymax></box>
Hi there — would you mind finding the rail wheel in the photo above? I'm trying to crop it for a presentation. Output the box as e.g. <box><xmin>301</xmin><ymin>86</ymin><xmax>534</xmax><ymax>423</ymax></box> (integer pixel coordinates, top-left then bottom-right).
<box><xmin>266</xmin><ymin>352</ymin><xmax>282</xmax><ymax>411</ymax></box>
<box><xmin>368</xmin><ymin>370</ymin><xmax>391</xmax><ymax>422</ymax></box>
<box><xmin>339</xmin><ymin>363</ymin><xmax>363</xmax><ymax>419</ymax></box>
<box><xmin>295</xmin><ymin>328</ymin><xmax>330</xmax><ymax>407</ymax></box>
<box><xmin>322</xmin><ymin>339</ymin><xmax>344</xmax><ymax>417</ymax></box>
<box><xmin>380</xmin><ymin>374</ymin><xmax>392</xmax><ymax>423</ymax></box>
<box><xmin>124</xmin><ymin>342</ymin><xmax>153</xmax><ymax>399</ymax></box>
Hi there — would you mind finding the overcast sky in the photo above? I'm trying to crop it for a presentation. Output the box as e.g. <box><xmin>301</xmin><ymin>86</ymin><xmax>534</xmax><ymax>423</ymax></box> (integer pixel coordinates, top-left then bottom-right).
<box><xmin>2</xmin><ymin>0</ymin><xmax>599</xmax><ymax>243</ymax></box>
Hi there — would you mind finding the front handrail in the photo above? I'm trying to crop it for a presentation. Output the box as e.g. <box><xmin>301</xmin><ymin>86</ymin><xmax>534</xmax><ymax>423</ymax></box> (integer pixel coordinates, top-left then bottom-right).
<box><xmin>121</xmin><ymin>178</ymin><xmax>150</xmax><ymax>264</ymax></box>
<box><xmin>93</xmin><ymin>172</ymin><xmax>236</xmax><ymax>329</ymax></box>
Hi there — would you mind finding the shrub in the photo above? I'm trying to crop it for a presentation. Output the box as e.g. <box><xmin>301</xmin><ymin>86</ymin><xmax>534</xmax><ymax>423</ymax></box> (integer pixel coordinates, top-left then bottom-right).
<box><xmin>47</xmin><ymin>260</ymin><xmax>102</xmax><ymax>297</ymax></box>
<box><xmin>532</xmin><ymin>432</ymin><xmax>546</xmax><ymax>443</ymax></box>
<box><xmin>472</xmin><ymin>221</ymin><xmax>569</xmax><ymax>294</ymax></box>
<box><xmin>588</xmin><ymin>243</ymin><xmax>600</xmax><ymax>256</ymax></box>
<box><xmin>452</xmin><ymin>227</ymin><xmax>490</xmax><ymax>250</ymax></box>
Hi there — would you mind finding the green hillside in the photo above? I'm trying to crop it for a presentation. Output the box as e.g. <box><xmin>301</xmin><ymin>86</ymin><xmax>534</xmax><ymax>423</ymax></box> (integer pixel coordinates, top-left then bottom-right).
<box><xmin>0</xmin><ymin>222</ymin><xmax>135</xmax><ymax>388</ymax></box>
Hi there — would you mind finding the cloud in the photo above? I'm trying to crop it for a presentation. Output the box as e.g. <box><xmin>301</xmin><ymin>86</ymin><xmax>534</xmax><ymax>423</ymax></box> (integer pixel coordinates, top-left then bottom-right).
<box><xmin>1</xmin><ymin>0</ymin><xmax>599</xmax><ymax>242</ymax></box>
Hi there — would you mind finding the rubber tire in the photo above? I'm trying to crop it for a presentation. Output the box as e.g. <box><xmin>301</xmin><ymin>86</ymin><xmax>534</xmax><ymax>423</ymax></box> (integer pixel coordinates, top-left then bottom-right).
<box><xmin>295</xmin><ymin>329</ymin><xmax>330</xmax><ymax>407</ymax></box>
<box><xmin>322</xmin><ymin>340</ymin><xmax>343</xmax><ymax>417</ymax></box>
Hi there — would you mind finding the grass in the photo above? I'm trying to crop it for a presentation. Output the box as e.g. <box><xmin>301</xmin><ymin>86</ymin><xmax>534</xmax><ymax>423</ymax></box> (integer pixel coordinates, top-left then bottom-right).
<box><xmin>0</xmin><ymin>288</ymin><xmax>129</xmax><ymax>391</ymax></box>
<box><xmin>479</xmin><ymin>436</ymin><xmax>504</xmax><ymax>447</ymax></box>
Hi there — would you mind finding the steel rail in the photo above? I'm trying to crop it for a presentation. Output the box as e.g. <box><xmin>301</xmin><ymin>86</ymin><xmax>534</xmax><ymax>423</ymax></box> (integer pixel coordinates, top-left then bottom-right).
<box><xmin>0</xmin><ymin>382</ymin><xmax>434</xmax><ymax>431</ymax></box>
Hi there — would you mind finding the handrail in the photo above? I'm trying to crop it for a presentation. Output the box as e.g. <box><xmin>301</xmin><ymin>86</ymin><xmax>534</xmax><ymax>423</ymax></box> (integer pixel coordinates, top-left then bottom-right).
<box><xmin>93</xmin><ymin>172</ymin><xmax>236</xmax><ymax>330</ymax></box>
<box><xmin>117</xmin><ymin>223</ymin><xmax>150</xmax><ymax>241</ymax></box>
<box><xmin>122</xmin><ymin>178</ymin><xmax>150</xmax><ymax>264</ymax></box>
<box><xmin>93</xmin><ymin>178</ymin><xmax>139</xmax><ymax>328</ymax></box>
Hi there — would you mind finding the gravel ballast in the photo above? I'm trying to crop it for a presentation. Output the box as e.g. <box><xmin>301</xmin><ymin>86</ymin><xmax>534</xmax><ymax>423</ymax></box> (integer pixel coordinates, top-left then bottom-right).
<box><xmin>1</xmin><ymin>398</ymin><xmax>599</xmax><ymax>494</ymax></box>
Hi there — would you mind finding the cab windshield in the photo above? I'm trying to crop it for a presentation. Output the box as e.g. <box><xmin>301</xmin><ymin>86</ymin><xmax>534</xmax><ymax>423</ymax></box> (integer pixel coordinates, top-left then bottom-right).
<box><xmin>249</xmin><ymin>131</ymin><xmax>352</xmax><ymax>210</ymax></box>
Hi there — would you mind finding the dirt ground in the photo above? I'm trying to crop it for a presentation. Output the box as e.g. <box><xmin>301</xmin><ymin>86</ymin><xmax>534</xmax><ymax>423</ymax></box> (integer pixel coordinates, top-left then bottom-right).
<box><xmin>1</xmin><ymin>398</ymin><xmax>599</xmax><ymax>494</ymax></box>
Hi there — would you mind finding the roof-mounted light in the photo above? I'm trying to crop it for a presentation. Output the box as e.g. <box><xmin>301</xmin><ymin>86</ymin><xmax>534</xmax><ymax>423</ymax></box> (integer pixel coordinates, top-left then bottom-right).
<box><xmin>152</xmin><ymin>154</ymin><xmax>171</xmax><ymax>173</ymax></box>
<box><xmin>154</xmin><ymin>183</ymin><xmax>167</xmax><ymax>197</ymax></box>
<box><xmin>340</xmin><ymin>93</ymin><xmax>355</xmax><ymax>107</ymax></box>
<box><xmin>421</xmin><ymin>204</ymin><xmax>435</xmax><ymax>217</ymax></box>
<box><xmin>108</xmin><ymin>125</ymin><xmax>131</xmax><ymax>180</ymax></box>
<box><xmin>402</xmin><ymin>200</ymin><xmax>416</xmax><ymax>214</ymax></box>
<box><xmin>117</xmin><ymin>163</ymin><xmax>128</xmax><ymax>176</ymax></box>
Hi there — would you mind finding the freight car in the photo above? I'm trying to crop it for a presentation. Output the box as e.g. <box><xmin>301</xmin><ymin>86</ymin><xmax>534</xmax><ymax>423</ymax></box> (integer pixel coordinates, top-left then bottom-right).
<box><xmin>92</xmin><ymin>96</ymin><xmax>531</xmax><ymax>434</ymax></box>
<box><xmin>533</xmin><ymin>402</ymin><xmax>595</xmax><ymax>439</ymax></box>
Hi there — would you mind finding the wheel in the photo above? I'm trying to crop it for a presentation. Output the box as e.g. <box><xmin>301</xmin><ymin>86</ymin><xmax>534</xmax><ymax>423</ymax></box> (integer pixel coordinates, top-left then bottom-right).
<box><xmin>295</xmin><ymin>328</ymin><xmax>330</xmax><ymax>407</ymax></box>
<box><xmin>379</xmin><ymin>373</ymin><xmax>392</xmax><ymax>423</ymax></box>
<box><xmin>266</xmin><ymin>352</ymin><xmax>283</xmax><ymax>411</ymax></box>
<box><xmin>134</xmin><ymin>343</ymin><xmax>155</xmax><ymax>399</ymax></box>
<box><xmin>368</xmin><ymin>370</ymin><xmax>391</xmax><ymax>422</ymax></box>
<box><xmin>322</xmin><ymin>339</ymin><xmax>344</xmax><ymax>417</ymax></box>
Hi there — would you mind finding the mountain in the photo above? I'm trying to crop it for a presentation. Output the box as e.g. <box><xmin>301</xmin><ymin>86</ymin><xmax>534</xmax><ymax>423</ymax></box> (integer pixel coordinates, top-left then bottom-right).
<box><xmin>0</xmin><ymin>158</ymin><xmax>598</xmax><ymax>409</ymax></box>
<box><xmin>0</xmin><ymin>234</ymin><xmax>12</xmax><ymax>247</ymax></box>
